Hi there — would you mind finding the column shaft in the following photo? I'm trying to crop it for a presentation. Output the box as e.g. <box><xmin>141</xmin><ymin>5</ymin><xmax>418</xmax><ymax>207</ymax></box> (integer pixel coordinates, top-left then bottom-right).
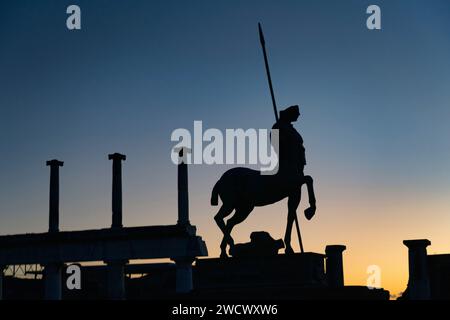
<box><xmin>174</xmin><ymin>258</ymin><xmax>193</xmax><ymax>293</ymax></box>
<box><xmin>46</xmin><ymin>160</ymin><xmax>63</xmax><ymax>233</ymax></box>
<box><xmin>44</xmin><ymin>263</ymin><xmax>62</xmax><ymax>300</ymax></box>
<box><xmin>109</xmin><ymin>153</ymin><xmax>126</xmax><ymax>228</ymax></box>
<box><xmin>106</xmin><ymin>260</ymin><xmax>127</xmax><ymax>300</ymax></box>
<box><xmin>177</xmin><ymin>149</ymin><xmax>190</xmax><ymax>226</ymax></box>
<box><xmin>325</xmin><ymin>245</ymin><xmax>346</xmax><ymax>288</ymax></box>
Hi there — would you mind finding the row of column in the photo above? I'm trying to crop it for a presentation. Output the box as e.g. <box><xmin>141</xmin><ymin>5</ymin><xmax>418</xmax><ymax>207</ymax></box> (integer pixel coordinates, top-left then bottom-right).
<box><xmin>42</xmin><ymin>150</ymin><xmax>193</xmax><ymax>300</ymax></box>
<box><xmin>47</xmin><ymin>153</ymin><xmax>127</xmax><ymax>233</ymax></box>
<box><xmin>324</xmin><ymin>240</ymin><xmax>433</xmax><ymax>300</ymax></box>
<box><xmin>44</xmin><ymin>154</ymin><xmax>128</xmax><ymax>300</ymax></box>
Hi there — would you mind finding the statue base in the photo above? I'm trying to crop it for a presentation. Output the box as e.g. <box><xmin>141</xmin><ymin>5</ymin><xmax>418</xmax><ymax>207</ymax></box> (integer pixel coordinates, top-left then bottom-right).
<box><xmin>193</xmin><ymin>253</ymin><xmax>390</xmax><ymax>299</ymax></box>
<box><xmin>194</xmin><ymin>253</ymin><xmax>326</xmax><ymax>290</ymax></box>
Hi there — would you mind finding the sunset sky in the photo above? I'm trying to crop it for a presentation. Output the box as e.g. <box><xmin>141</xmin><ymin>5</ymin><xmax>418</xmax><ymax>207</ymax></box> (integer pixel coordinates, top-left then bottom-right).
<box><xmin>1</xmin><ymin>0</ymin><xmax>450</xmax><ymax>297</ymax></box>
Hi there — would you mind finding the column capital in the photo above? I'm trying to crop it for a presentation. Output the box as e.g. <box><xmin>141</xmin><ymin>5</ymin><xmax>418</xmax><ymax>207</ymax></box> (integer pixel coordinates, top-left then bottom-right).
<box><xmin>46</xmin><ymin>159</ymin><xmax>64</xmax><ymax>167</ymax></box>
<box><xmin>108</xmin><ymin>153</ymin><xmax>126</xmax><ymax>161</ymax></box>
<box><xmin>325</xmin><ymin>245</ymin><xmax>346</xmax><ymax>255</ymax></box>
<box><xmin>403</xmin><ymin>239</ymin><xmax>431</xmax><ymax>249</ymax></box>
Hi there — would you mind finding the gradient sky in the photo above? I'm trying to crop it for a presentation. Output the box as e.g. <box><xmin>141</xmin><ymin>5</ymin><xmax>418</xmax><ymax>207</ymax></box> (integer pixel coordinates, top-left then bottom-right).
<box><xmin>1</xmin><ymin>0</ymin><xmax>450</xmax><ymax>297</ymax></box>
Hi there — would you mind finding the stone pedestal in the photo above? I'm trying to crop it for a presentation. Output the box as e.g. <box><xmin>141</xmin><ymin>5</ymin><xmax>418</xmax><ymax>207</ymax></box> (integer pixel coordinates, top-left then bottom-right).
<box><xmin>195</xmin><ymin>253</ymin><xmax>326</xmax><ymax>291</ymax></box>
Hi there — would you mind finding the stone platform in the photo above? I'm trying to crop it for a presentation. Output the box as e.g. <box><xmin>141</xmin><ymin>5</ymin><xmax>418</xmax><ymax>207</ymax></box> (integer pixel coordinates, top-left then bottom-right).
<box><xmin>194</xmin><ymin>253</ymin><xmax>326</xmax><ymax>290</ymax></box>
<box><xmin>191</xmin><ymin>252</ymin><xmax>390</xmax><ymax>300</ymax></box>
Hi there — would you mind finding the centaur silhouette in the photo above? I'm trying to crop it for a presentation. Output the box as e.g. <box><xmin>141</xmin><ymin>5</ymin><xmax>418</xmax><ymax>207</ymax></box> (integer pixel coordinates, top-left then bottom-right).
<box><xmin>211</xmin><ymin>105</ymin><xmax>317</xmax><ymax>258</ymax></box>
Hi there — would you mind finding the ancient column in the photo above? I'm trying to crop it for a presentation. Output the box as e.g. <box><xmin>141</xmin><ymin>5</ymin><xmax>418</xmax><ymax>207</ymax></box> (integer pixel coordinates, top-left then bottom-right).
<box><xmin>44</xmin><ymin>160</ymin><xmax>64</xmax><ymax>300</ymax></box>
<box><xmin>177</xmin><ymin>148</ymin><xmax>190</xmax><ymax>226</ymax></box>
<box><xmin>44</xmin><ymin>263</ymin><xmax>62</xmax><ymax>300</ymax></box>
<box><xmin>46</xmin><ymin>160</ymin><xmax>63</xmax><ymax>233</ymax></box>
<box><xmin>403</xmin><ymin>239</ymin><xmax>431</xmax><ymax>300</ymax></box>
<box><xmin>108</xmin><ymin>153</ymin><xmax>126</xmax><ymax>228</ymax></box>
<box><xmin>106</xmin><ymin>153</ymin><xmax>127</xmax><ymax>299</ymax></box>
<box><xmin>106</xmin><ymin>259</ymin><xmax>127</xmax><ymax>300</ymax></box>
<box><xmin>325</xmin><ymin>245</ymin><xmax>346</xmax><ymax>288</ymax></box>
<box><xmin>173</xmin><ymin>257</ymin><xmax>194</xmax><ymax>293</ymax></box>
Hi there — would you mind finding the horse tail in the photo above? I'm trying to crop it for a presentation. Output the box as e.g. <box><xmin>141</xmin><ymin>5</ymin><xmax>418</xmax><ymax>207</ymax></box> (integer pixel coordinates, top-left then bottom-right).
<box><xmin>211</xmin><ymin>180</ymin><xmax>221</xmax><ymax>206</ymax></box>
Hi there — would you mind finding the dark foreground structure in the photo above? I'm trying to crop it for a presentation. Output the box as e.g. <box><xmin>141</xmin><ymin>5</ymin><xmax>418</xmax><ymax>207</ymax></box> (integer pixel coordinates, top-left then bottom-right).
<box><xmin>1</xmin><ymin>244</ymin><xmax>389</xmax><ymax>300</ymax></box>
<box><xmin>0</xmin><ymin>149</ymin><xmax>392</xmax><ymax>300</ymax></box>
<box><xmin>0</xmin><ymin>150</ymin><xmax>450</xmax><ymax>300</ymax></box>
<box><xmin>5</xmin><ymin>149</ymin><xmax>449</xmax><ymax>300</ymax></box>
<box><xmin>0</xmin><ymin>150</ymin><xmax>208</xmax><ymax>299</ymax></box>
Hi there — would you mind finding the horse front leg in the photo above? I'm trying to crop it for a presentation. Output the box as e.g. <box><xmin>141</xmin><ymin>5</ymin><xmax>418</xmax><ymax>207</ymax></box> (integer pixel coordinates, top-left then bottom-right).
<box><xmin>303</xmin><ymin>175</ymin><xmax>316</xmax><ymax>220</ymax></box>
<box><xmin>219</xmin><ymin>228</ymin><xmax>235</xmax><ymax>258</ymax></box>
<box><xmin>285</xmin><ymin>191</ymin><xmax>301</xmax><ymax>254</ymax></box>
<box><xmin>220</xmin><ymin>205</ymin><xmax>253</xmax><ymax>258</ymax></box>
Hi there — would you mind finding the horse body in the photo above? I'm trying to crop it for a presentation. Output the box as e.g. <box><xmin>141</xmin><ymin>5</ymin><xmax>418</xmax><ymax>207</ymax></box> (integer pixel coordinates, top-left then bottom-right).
<box><xmin>211</xmin><ymin>167</ymin><xmax>316</xmax><ymax>257</ymax></box>
<box><xmin>212</xmin><ymin>167</ymin><xmax>297</xmax><ymax>207</ymax></box>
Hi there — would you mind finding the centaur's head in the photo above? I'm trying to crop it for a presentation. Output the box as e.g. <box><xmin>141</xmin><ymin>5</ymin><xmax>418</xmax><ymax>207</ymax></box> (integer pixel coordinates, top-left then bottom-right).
<box><xmin>279</xmin><ymin>105</ymin><xmax>300</xmax><ymax>123</ymax></box>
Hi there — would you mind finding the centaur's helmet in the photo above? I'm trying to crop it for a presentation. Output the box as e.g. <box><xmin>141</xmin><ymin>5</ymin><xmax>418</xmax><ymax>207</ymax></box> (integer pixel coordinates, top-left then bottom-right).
<box><xmin>279</xmin><ymin>105</ymin><xmax>300</xmax><ymax>122</ymax></box>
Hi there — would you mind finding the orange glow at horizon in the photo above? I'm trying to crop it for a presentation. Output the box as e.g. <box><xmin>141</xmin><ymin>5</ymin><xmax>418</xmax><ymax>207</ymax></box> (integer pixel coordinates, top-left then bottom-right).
<box><xmin>3</xmin><ymin>163</ymin><xmax>449</xmax><ymax>299</ymax></box>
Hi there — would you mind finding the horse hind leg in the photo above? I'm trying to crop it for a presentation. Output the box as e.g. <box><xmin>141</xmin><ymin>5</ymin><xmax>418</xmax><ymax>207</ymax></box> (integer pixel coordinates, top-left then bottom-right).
<box><xmin>214</xmin><ymin>204</ymin><xmax>234</xmax><ymax>258</ymax></box>
<box><xmin>285</xmin><ymin>191</ymin><xmax>301</xmax><ymax>254</ymax></box>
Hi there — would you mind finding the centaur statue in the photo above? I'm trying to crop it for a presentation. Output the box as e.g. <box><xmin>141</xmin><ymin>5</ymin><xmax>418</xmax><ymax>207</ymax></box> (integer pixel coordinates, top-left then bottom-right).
<box><xmin>211</xmin><ymin>105</ymin><xmax>317</xmax><ymax>258</ymax></box>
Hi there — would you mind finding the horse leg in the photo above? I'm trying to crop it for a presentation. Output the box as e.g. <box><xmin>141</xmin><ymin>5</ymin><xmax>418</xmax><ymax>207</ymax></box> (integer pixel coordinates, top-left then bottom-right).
<box><xmin>304</xmin><ymin>175</ymin><xmax>316</xmax><ymax>205</ymax></box>
<box><xmin>221</xmin><ymin>205</ymin><xmax>254</xmax><ymax>257</ymax></box>
<box><xmin>285</xmin><ymin>190</ymin><xmax>301</xmax><ymax>254</ymax></box>
<box><xmin>214</xmin><ymin>205</ymin><xmax>234</xmax><ymax>258</ymax></box>
<box><xmin>303</xmin><ymin>175</ymin><xmax>316</xmax><ymax>220</ymax></box>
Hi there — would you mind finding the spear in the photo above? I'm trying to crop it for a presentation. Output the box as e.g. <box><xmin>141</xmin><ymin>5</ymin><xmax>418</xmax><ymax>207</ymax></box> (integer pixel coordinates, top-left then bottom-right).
<box><xmin>258</xmin><ymin>22</ymin><xmax>305</xmax><ymax>253</ymax></box>
<box><xmin>258</xmin><ymin>23</ymin><xmax>279</xmax><ymax>123</ymax></box>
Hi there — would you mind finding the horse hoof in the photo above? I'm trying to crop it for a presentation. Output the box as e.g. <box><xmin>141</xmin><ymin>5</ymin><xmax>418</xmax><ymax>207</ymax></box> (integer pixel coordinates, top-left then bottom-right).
<box><xmin>304</xmin><ymin>206</ymin><xmax>316</xmax><ymax>220</ymax></box>
<box><xmin>285</xmin><ymin>246</ymin><xmax>294</xmax><ymax>255</ymax></box>
<box><xmin>220</xmin><ymin>252</ymin><xmax>228</xmax><ymax>259</ymax></box>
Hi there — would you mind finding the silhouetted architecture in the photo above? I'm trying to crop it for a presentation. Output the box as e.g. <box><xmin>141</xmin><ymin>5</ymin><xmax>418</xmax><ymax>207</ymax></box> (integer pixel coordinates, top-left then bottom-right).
<box><xmin>0</xmin><ymin>147</ymin><xmax>394</xmax><ymax>300</ymax></box>
<box><xmin>4</xmin><ymin>21</ymin><xmax>448</xmax><ymax>302</ymax></box>
<box><xmin>109</xmin><ymin>153</ymin><xmax>126</xmax><ymax>229</ymax></box>
<box><xmin>400</xmin><ymin>239</ymin><xmax>450</xmax><ymax>300</ymax></box>
<box><xmin>177</xmin><ymin>148</ymin><xmax>190</xmax><ymax>226</ymax></box>
<box><xmin>402</xmin><ymin>239</ymin><xmax>431</xmax><ymax>299</ymax></box>
<box><xmin>0</xmin><ymin>150</ymin><xmax>208</xmax><ymax>300</ymax></box>
<box><xmin>193</xmin><ymin>243</ymin><xmax>388</xmax><ymax>300</ymax></box>
<box><xmin>44</xmin><ymin>159</ymin><xmax>64</xmax><ymax>300</ymax></box>
<box><xmin>325</xmin><ymin>245</ymin><xmax>346</xmax><ymax>288</ymax></box>
<box><xmin>107</xmin><ymin>152</ymin><xmax>127</xmax><ymax>299</ymax></box>
<box><xmin>428</xmin><ymin>254</ymin><xmax>450</xmax><ymax>299</ymax></box>
<box><xmin>47</xmin><ymin>159</ymin><xmax>63</xmax><ymax>233</ymax></box>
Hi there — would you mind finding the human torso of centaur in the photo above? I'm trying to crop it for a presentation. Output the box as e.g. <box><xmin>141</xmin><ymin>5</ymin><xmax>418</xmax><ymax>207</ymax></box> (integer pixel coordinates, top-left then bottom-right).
<box><xmin>271</xmin><ymin>120</ymin><xmax>306</xmax><ymax>176</ymax></box>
